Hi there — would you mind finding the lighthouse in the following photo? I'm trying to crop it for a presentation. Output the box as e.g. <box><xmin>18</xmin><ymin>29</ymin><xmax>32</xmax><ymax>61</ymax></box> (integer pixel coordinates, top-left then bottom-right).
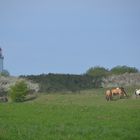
<box><xmin>0</xmin><ymin>48</ymin><xmax>4</xmax><ymax>72</ymax></box>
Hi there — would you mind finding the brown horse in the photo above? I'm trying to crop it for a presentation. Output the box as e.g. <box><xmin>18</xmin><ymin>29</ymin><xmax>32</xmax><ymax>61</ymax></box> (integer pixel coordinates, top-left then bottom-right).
<box><xmin>105</xmin><ymin>87</ymin><xmax>127</xmax><ymax>101</ymax></box>
<box><xmin>111</xmin><ymin>87</ymin><xmax>127</xmax><ymax>98</ymax></box>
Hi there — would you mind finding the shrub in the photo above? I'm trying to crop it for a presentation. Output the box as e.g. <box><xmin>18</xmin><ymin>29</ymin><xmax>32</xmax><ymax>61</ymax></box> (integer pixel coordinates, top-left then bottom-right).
<box><xmin>8</xmin><ymin>81</ymin><xmax>29</xmax><ymax>102</ymax></box>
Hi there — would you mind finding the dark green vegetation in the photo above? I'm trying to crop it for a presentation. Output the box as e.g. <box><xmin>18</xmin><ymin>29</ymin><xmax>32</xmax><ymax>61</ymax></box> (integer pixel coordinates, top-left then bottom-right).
<box><xmin>86</xmin><ymin>65</ymin><xmax>139</xmax><ymax>77</ymax></box>
<box><xmin>0</xmin><ymin>88</ymin><xmax>140</xmax><ymax>140</ymax></box>
<box><xmin>21</xmin><ymin>65</ymin><xmax>139</xmax><ymax>93</ymax></box>
<box><xmin>22</xmin><ymin>74</ymin><xmax>102</xmax><ymax>92</ymax></box>
<box><xmin>110</xmin><ymin>66</ymin><xmax>139</xmax><ymax>75</ymax></box>
<box><xmin>86</xmin><ymin>66</ymin><xmax>109</xmax><ymax>77</ymax></box>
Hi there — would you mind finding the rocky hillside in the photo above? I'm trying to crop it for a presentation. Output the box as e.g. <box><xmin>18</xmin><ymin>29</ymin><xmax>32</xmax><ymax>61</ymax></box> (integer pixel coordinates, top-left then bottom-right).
<box><xmin>102</xmin><ymin>73</ymin><xmax>140</xmax><ymax>87</ymax></box>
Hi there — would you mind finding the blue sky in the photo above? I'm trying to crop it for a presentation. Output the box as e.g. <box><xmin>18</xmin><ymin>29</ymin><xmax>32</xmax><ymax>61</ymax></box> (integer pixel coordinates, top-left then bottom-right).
<box><xmin>0</xmin><ymin>0</ymin><xmax>140</xmax><ymax>75</ymax></box>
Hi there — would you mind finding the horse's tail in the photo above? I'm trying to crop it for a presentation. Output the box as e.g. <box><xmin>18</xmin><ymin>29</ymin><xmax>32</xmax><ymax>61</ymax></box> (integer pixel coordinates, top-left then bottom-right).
<box><xmin>106</xmin><ymin>95</ymin><xmax>109</xmax><ymax>101</ymax></box>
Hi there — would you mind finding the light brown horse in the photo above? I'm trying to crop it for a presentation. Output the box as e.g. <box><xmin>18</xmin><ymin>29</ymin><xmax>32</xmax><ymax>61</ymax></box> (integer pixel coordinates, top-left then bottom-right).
<box><xmin>111</xmin><ymin>87</ymin><xmax>127</xmax><ymax>98</ymax></box>
<box><xmin>105</xmin><ymin>87</ymin><xmax>127</xmax><ymax>101</ymax></box>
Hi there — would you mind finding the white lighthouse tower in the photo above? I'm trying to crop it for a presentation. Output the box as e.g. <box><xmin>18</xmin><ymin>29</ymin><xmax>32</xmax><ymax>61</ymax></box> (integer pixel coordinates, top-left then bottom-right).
<box><xmin>0</xmin><ymin>48</ymin><xmax>4</xmax><ymax>72</ymax></box>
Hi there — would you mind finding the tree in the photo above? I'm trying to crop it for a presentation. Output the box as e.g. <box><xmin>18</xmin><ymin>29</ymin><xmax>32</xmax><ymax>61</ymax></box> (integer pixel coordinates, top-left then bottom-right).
<box><xmin>110</xmin><ymin>65</ymin><xmax>139</xmax><ymax>75</ymax></box>
<box><xmin>8</xmin><ymin>81</ymin><xmax>29</xmax><ymax>102</ymax></box>
<box><xmin>86</xmin><ymin>66</ymin><xmax>109</xmax><ymax>77</ymax></box>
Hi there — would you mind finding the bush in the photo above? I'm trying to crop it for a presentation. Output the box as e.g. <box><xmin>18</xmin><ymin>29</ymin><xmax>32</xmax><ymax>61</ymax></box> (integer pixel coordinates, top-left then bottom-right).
<box><xmin>8</xmin><ymin>81</ymin><xmax>29</xmax><ymax>102</ymax></box>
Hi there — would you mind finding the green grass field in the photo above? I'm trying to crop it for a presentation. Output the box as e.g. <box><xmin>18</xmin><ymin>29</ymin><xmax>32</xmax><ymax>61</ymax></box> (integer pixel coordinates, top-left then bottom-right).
<box><xmin>0</xmin><ymin>88</ymin><xmax>140</xmax><ymax>140</ymax></box>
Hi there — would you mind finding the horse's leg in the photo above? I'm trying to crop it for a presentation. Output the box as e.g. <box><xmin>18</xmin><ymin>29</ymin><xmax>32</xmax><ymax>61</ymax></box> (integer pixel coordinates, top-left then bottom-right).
<box><xmin>108</xmin><ymin>96</ymin><xmax>110</xmax><ymax>101</ymax></box>
<box><xmin>135</xmin><ymin>92</ymin><xmax>138</xmax><ymax>99</ymax></box>
<box><xmin>110</xmin><ymin>92</ymin><xmax>113</xmax><ymax>100</ymax></box>
<box><xmin>119</xmin><ymin>92</ymin><xmax>124</xmax><ymax>99</ymax></box>
<box><xmin>108</xmin><ymin>93</ymin><xmax>112</xmax><ymax>101</ymax></box>
<box><xmin>106</xmin><ymin>95</ymin><xmax>109</xmax><ymax>101</ymax></box>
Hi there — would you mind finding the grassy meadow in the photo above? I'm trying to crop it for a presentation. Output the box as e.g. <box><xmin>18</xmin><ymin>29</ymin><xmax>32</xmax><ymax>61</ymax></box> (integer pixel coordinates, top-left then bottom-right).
<box><xmin>0</xmin><ymin>88</ymin><xmax>140</xmax><ymax>140</ymax></box>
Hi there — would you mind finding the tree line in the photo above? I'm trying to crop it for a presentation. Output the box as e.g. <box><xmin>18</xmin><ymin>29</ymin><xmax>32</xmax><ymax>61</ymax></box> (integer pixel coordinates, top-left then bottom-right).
<box><xmin>21</xmin><ymin>65</ymin><xmax>139</xmax><ymax>93</ymax></box>
<box><xmin>21</xmin><ymin>74</ymin><xmax>102</xmax><ymax>93</ymax></box>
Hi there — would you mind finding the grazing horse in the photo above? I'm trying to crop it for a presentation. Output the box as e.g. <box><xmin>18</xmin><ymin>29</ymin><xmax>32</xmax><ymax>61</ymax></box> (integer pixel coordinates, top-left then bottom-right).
<box><xmin>111</xmin><ymin>87</ymin><xmax>127</xmax><ymax>99</ymax></box>
<box><xmin>105</xmin><ymin>89</ymin><xmax>112</xmax><ymax>101</ymax></box>
<box><xmin>135</xmin><ymin>89</ymin><xmax>140</xmax><ymax>98</ymax></box>
<box><xmin>105</xmin><ymin>87</ymin><xmax>127</xmax><ymax>101</ymax></box>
